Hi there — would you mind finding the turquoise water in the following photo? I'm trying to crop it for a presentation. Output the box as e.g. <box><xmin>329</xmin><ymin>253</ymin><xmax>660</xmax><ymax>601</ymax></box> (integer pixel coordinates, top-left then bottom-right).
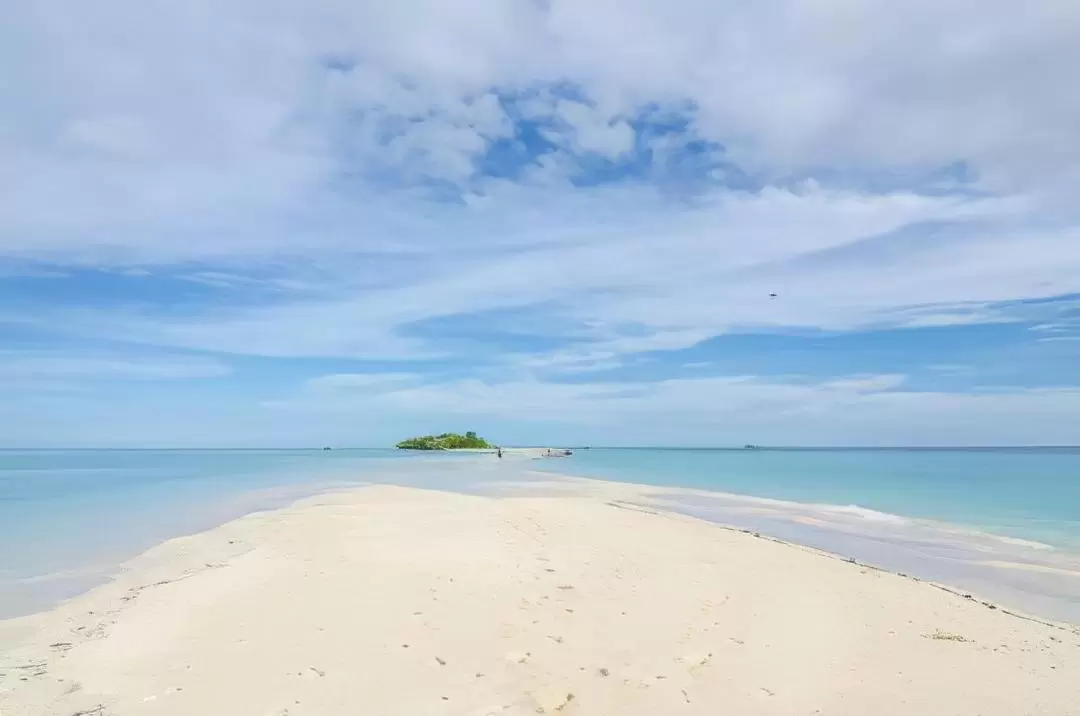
<box><xmin>2</xmin><ymin>447</ymin><xmax>1079</xmax><ymax>619</ymax></box>
<box><xmin>0</xmin><ymin>449</ymin><xmax>449</xmax><ymax>616</ymax></box>
<box><xmin>534</xmin><ymin>448</ymin><xmax>1080</xmax><ymax>549</ymax></box>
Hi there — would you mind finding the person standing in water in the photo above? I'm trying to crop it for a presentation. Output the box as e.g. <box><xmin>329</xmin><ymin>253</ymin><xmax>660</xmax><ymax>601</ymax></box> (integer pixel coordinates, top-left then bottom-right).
<box><xmin>497</xmin><ymin>447</ymin><xmax>503</xmax><ymax>459</ymax></box>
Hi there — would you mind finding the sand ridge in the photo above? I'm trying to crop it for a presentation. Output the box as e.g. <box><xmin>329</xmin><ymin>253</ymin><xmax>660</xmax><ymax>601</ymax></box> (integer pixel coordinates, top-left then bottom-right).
<box><xmin>2</xmin><ymin>484</ymin><xmax>1078</xmax><ymax>715</ymax></box>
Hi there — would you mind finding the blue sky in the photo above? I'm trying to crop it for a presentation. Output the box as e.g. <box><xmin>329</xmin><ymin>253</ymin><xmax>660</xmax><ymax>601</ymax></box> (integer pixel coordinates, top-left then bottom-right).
<box><xmin>2</xmin><ymin>0</ymin><xmax>1079</xmax><ymax>447</ymax></box>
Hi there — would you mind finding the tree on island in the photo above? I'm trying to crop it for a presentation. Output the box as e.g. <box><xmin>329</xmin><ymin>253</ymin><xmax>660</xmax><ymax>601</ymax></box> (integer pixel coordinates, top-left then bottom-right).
<box><xmin>395</xmin><ymin>431</ymin><xmax>495</xmax><ymax>450</ymax></box>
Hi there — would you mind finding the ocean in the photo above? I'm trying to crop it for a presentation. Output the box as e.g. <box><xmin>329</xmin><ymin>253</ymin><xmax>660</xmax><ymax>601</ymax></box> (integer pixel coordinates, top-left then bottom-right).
<box><xmin>532</xmin><ymin>447</ymin><xmax>1080</xmax><ymax>551</ymax></box>
<box><xmin>2</xmin><ymin>447</ymin><xmax>1079</xmax><ymax>621</ymax></box>
<box><xmin>0</xmin><ymin>449</ymin><xmax>442</xmax><ymax>617</ymax></box>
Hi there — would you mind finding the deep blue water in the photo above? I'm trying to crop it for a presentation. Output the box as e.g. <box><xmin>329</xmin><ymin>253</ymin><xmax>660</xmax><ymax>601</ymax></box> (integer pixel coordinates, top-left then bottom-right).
<box><xmin>534</xmin><ymin>447</ymin><xmax>1080</xmax><ymax>549</ymax></box>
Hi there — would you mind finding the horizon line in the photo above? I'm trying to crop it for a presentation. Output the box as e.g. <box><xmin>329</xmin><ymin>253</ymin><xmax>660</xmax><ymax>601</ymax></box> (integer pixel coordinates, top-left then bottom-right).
<box><xmin>2</xmin><ymin>445</ymin><xmax>1078</xmax><ymax>451</ymax></box>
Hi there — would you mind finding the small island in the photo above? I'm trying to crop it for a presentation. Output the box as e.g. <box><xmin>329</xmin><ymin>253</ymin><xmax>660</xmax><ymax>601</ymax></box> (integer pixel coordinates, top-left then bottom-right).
<box><xmin>395</xmin><ymin>431</ymin><xmax>495</xmax><ymax>450</ymax></box>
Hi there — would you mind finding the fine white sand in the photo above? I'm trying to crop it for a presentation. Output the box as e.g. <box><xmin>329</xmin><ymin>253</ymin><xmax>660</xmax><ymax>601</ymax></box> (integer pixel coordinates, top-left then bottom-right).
<box><xmin>2</xmin><ymin>484</ymin><xmax>1078</xmax><ymax>715</ymax></box>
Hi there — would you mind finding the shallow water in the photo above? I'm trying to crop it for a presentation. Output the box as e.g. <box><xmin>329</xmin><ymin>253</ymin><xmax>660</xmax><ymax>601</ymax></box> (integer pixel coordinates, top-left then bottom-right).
<box><xmin>532</xmin><ymin>447</ymin><xmax>1080</xmax><ymax>550</ymax></box>
<box><xmin>631</xmin><ymin>488</ymin><xmax>1080</xmax><ymax>624</ymax></box>
<box><xmin>2</xmin><ymin>447</ymin><xmax>1079</xmax><ymax>622</ymax></box>
<box><xmin>0</xmin><ymin>449</ymin><xmax>466</xmax><ymax>617</ymax></box>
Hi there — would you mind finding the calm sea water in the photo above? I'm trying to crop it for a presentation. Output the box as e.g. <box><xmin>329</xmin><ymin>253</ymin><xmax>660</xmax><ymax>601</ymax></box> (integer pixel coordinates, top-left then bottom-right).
<box><xmin>2</xmin><ymin>447</ymin><xmax>1079</xmax><ymax>619</ymax></box>
<box><xmin>0</xmin><ymin>449</ymin><xmax>460</xmax><ymax>616</ymax></box>
<box><xmin>534</xmin><ymin>448</ymin><xmax>1080</xmax><ymax>550</ymax></box>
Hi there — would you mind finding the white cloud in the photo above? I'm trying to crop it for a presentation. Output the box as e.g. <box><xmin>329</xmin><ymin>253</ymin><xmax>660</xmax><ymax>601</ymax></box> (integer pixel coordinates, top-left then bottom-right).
<box><xmin>305</xmin><ymin>372</ymin><xmax>421</xmax><ymax>391</ymax></box>
<box><xmin>546</xmin><ymin>100</ymin><xmax>635</xmax><ymax>158</ymax></box>
<box><xmin>12</xmin><ymin>187</ymin><xmax>1076</xmax><ymax>366</ymax></box>
<box><xmin>3</xmin><ymin>0</ymin><xmax>1078</xmax><ymax>258</ymax></box>
<box><xmin>0</xmin><ymin>352</ymin><xmax>230</xmax><ymax>388</ymax></box>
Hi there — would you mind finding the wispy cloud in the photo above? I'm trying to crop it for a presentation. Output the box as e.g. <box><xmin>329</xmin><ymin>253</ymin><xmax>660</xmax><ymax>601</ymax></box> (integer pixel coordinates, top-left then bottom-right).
<box><xmin>305</xmin><ymin>372</ymin><xmax>421</xmax><ymax>391</ymax></box>
<box><xmin>256</xmin><ymin>373</ymin><xmax>1080</xmax><ymax>447</ymax></box>
<box><xmin>0</xmin><ymin>351</ymin><xmax>230</xmax><ymax>391</ymax></box>
<box><xmin>11</xmin><ymin>190</ymin><xmax>1078</xmax><ymax>365</ymax></box>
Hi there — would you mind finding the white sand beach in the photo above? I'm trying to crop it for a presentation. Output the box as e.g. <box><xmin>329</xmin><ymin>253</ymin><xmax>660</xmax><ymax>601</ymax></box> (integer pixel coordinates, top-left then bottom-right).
<box><xmin>2</xmin><ymin>482</ymin><xmax>1078</xmax><ymax>716</ymax></box>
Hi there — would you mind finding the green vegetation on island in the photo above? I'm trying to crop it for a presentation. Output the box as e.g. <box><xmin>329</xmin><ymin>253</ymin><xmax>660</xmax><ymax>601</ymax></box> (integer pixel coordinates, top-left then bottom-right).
<box><xmin>395</xmin><ymin>431</ymin><xmax>495</xmax><ymax>450</ymax></box>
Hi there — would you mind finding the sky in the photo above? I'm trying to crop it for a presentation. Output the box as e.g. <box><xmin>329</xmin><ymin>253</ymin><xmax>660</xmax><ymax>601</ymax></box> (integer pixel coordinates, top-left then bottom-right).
<box><xmin>2</xmin><ymin>0</ymin><xmax>1079</xmax><ymax>447</ymax></box>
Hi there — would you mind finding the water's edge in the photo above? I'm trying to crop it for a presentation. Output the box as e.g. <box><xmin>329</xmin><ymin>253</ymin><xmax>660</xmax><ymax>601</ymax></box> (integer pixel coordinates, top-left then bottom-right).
<box><xmin>3</xmin><ymin>451</ymin><xmax>1079</xmax><ymax>624</ymax></box>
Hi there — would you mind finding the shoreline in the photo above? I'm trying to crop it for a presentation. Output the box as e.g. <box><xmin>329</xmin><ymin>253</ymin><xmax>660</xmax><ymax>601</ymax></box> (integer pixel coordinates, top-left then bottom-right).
<box><xmin>525</xmin><ymin>447</ymin><xmax>1080</xmax><ymax>554</ymax></box>
<box><xmin>8</xmin><ymin>473</ymin><xmax>1077</xmax><ymax>629</ymax></box>
<box><xmin>521</xmin><ymin>473</ymin><xmax>1080</xmax><ymax>623</ymax></box>
<box><xmin>4</xmin><ymin>456</ymin><xmax>1080</xmax><ymax>624</ymax></box>
<box><xmin>4</xmin><ymin>463</ymin><xmax>1079</xmax><ymax>624</ymax></box>
<box><xmin>486</xmin><ymin>472</ymin><xmax>1080</xmax><ymax>623</ymax></box>
<box><xmin>3</xmin><ymin>482</ymin><xmax>1078</xmax><ymax>715</ymax></box>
